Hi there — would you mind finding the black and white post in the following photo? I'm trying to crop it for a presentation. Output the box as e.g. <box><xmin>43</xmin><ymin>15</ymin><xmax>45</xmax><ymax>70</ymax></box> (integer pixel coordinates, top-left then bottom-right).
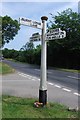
<box><xmin>39</xmin><ymin>16</ymin><xmax>48</xmax><ymax>106</ymax></box>
<box><xmin>19</xmin><ymin>16</ymin><xmax>66</xmax><ymax>106</ymax></box>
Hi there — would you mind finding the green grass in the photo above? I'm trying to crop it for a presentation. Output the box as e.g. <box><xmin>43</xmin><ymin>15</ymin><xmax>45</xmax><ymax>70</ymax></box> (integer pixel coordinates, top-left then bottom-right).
<box><xmin>0</xmin><ymin>62</ymin><xmax>15</xmax><ymax>74</ymax></box>
<box><xmin>0</xmin><ymin>103</ymin><xmax>2</xmax><ymax>120</ymax></box>
<box><xmin>2</xmin><ymin>95</ymin><xmax>79</xmax><ymax>118</ymax></box>
<box><xmin>0</xmin><ymin>96</ymin><xmax>2</xmax><ymax>120</ymax></box>
<box><xmin>58</xmin><ymin>68</ymin><xmax>79</xmax><ymax>73</ymax></box>
<box><xmin>78</xmin><ymin>70</ymin><xmax>80</xmax><ymax>73</ymax></box>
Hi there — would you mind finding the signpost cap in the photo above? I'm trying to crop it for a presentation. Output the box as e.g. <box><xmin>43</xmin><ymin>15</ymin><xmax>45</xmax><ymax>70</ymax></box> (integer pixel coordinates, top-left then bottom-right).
<box><xmin>41</xmin><ymin>16</ymin><xmax>48</xmax><ymax>21</ymax></box>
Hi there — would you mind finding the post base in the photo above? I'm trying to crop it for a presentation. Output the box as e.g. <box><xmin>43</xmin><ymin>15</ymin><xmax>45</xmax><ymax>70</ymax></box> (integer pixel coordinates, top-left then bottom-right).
<box><xmin>39</xmin><ymin>89</ymin><xmax>47</xmax><ymax>106</ymax></box>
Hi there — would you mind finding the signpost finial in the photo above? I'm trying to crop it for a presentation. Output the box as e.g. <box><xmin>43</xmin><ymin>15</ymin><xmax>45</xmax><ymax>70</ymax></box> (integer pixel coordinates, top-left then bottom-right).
<box><xmin>41</xmin><ymin>16</ymin><xmax>48</xmax><ymax>21</ymax></box>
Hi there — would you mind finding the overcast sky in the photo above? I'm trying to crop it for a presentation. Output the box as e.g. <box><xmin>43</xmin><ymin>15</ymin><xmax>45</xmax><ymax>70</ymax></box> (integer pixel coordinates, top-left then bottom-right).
<box><xmin>1</xmin><ymin>0</ymin><xmax>80</xmax><ymax>50</ymax></box>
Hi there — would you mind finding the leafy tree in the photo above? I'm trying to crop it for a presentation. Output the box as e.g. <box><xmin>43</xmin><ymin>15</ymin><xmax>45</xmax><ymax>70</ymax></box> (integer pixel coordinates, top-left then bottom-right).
<box><xmin>20</xmin><ymin>42</ymin><xmax>35</xmax><ymax>63</ymax></box>
<box><xmin>49</xmin><ymin>8</ymin><xmax>80</xmax><ymax>50</ymax></box>
<box><xmin>34</xmin><ymin>45</ymin><xmax>41</xmax><ymax>65</ymax></box>
<box><xmin>1</xmin><ymin>15</ymin><xmax>20</xmax><ymax>47</ymax></box>
<box><xmin>2</xmin><ymin>48</ymin><xmax>19</xmax><ymax>59</ymax></box>
<box><xmin>47</xmin><ymin>8</ymin><xmax>80</xmax><ymax>69</ymax></box>
<box><xmin>20</xmin><ymin>42</ymin><xmax>34</xmax><ymax>51</ymax></box>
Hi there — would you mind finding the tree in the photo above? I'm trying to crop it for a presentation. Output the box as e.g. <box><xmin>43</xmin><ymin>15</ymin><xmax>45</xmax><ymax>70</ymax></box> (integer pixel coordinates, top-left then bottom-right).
<box><xmin>1</xmin><ymin>15</ymin><xmax>20</xmax><ymax>47</ymax></box>
<box><xmin>19</xmin><ymin>42</ymin><xmax>35</xmax><ymax>63</ymax></box>
<box><xmin>34</xmin><ymin>45</ymin><xmax>41</xmax><ymax>65</ymax></box>
<box><xmin>47</xmin><ymin>8</ymin><xmax>80</xmax><ymax>69</ymax></box>
<box><xmin>20</xmin><ymin>42</ymin><xmax>34</xmax><ymax>51</ymax></box>
<box><xmin>2</xmin><ymin>48</ymin><xmax>19</xmax><ymax>59</ymax></box>
<box><xmin>49</xmin><ymin>8</ymin><xmax>80</xmax><ymax>50</ymax></box>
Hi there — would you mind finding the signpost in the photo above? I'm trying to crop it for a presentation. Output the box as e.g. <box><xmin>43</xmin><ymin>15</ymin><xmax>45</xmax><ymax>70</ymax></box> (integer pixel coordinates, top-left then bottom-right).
<box><xmin>19</xmin><ymin>16</ymin><xmax>66</xmax><ymax>107</ymax></box>
<box><xmin>39</xmin><ymin>16</ymin><xmax>48</xmax><ymax>106</ymax></box>
<box><xmin>19</xmin><ymin>17</ymin><xmax>42</xmax><ymax>29</ymax></box>
<box><xmin>47</xmin><ymin>28</ymin><xmax>61</xmax><ymax>34</ymax></box>
<box><xmin>46</xmin><ymin>30</ymin><xmax>66</xmax><ymax>40</ymax></box>
<box><xmin>29</xmin><ymin>33</ymin><xmax>41</xmax><ymax>42</ymax></box>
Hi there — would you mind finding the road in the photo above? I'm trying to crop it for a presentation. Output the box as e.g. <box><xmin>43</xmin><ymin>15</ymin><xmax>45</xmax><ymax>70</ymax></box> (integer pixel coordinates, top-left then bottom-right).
<box><xmin>2</xmin><ymin>60</ymin><xmax>80</xmax><ymax>108</ymax></box>
<box><xmin>3</xmin><ymin>59</ymin><xmax>79</xmax><ymax>90</ymax></box>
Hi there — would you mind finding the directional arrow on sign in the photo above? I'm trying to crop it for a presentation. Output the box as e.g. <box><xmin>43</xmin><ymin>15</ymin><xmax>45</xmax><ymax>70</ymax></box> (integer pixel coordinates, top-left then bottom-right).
<box><xmin>29</xmin><ymin>32</ymin><xmax>41</xmax><ymax>42</ymax></box>
<box><xmin>29</xmin><ymin>29</ymin><xmax>66</xmax><ymax>42</ymax></box>
<box><xmin>46</xmin><ymin>30</ymin><xmax>66</xmax><ymax>40</ymax></box>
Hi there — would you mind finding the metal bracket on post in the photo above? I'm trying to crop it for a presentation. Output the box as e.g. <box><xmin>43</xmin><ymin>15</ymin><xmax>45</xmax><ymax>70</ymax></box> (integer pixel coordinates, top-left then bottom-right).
<box><xmin>39</xmin><ymin>16</ymin><xmax>48</xmax><ymax>106</ymax></box>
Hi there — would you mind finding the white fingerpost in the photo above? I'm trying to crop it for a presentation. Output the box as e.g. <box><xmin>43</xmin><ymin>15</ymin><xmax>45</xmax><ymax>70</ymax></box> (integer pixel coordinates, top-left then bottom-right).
<box><xmin>19</xmin><ymin>16</ymin><xmax>66</xmax><ymax>106</ymax></box>
<box><xmin>39</xmin><ymin>16</ymin><xmax>48</xmax><ymax>106</ymax></box>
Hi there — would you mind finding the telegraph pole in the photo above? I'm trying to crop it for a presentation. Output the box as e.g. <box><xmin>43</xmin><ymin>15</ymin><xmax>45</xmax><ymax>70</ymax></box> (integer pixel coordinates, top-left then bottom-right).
<box><xmin>39</xmin><ymin>16</ymin><xmax>48</xmax><ymax>106</ymax></box>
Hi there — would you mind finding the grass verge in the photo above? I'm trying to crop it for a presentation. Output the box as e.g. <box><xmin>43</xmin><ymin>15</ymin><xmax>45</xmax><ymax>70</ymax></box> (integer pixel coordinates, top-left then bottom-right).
<box><xmin>0</xmin><ymin>62</ymin><xmax>15</xmax><ymax>74</ymax></box>
<box><xmin>2</xmin><ymin>95</ymin><xmax>79</xmax><ymax>118</ymax></box>
<box><xmin>58</xmin><ymin>68</ymin><xmax>79</xmax><ymax>73</ymax></box>
<box><xmin>0</xmin><ymin>96</ymin><xmax>2</xmax><ymax>120</ymax></box>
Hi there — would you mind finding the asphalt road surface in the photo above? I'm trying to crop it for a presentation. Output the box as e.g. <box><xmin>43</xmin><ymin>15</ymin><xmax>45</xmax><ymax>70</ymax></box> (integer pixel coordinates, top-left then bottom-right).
<box><xmin>2</xmin><ymin>60</ymin><xmax>80</xmax><ymax>108</ymax></box>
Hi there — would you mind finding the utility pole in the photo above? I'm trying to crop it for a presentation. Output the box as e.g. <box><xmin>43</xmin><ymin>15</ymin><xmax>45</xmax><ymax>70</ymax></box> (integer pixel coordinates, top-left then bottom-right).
<box><xmin>39</xmin><ymin>16</ymin><xmax>48</xmax><ymax>106</ymax></box>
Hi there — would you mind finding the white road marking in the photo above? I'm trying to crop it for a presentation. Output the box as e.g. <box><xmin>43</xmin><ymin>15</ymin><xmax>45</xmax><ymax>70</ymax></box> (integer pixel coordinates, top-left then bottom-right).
<box><xmin>18</xmin><ymin>73</ymin><xmax>28</xmax><ymax>78</ymax></box>
<box><xmin>18</xmin><ymin>72</ymin><xmax>80</xmax><ymax>97</ymax></box>
<box><xmin>67</xmin><ymin>76</ymin><xmax>79</xmax><ymax>80</ymax></box>
<box><xmin>62</xmin><ymin>88</ymin><xmax>71</xmax><ymax>92</ymax></box>
<box><xmin>34</xmin><ymin>69</ymin><xmax>40</xmax><ymax>71</ymax></box>
<box><xmin>18</xmin><ymin>73</ymin><xmax>33</xmax><ymax>79</ymax></box>
<box><xmin>32</xmin><ymin>79</ymin><xmax>36</xmax><ymax>81</ymax></box>
<box><xmin>28</xmin><ymin>76</ymin><xmax>33</xmax><ymax>79</ymax></box>
<box><xmin>2</xmin><ymin>80</ymin><xmax>31</xmax><ymax>81</ymax></box>
<box><xmin>47</xmin><ymin>71</ymin><xmax>52</xmax><ymax>74</ymax></box>
<box><xmin>19</xmin><ymin>72</ymin><xmax>32</xmax><ymax>78</ymax></box>
<box><xmin>18</xmin><ymin>72</ymin><xmax>33</xmax><ymax>78</ymax></box>
<box><xmin>73</xmin><ymin>92</ymin><xmax>80</xmax><ymax>96</ymax></box>
<box><xmin>37</xmin><ymin>79</ymin><xmax>40</xmax><ymax>81</ymax></box>
<box><xmin>18</xmin><ymin>72</ymin><xmax>40</xmax><ymax>81</ymax></box>
<box><xmin>34</xmin><ymin>69</ymin><xmax>52</xmax><ymax>74</ymax></box>
<box><xmin>48</xmin><ymin>82</ymin><xmax>54</xmax><ymax>85</ymax></box>
<box><xmin>26</xmin><ymin>75</ymin><xmax>31</xmax><ymax>77</ymax></box>
<box><xmin>54</xmin><ymin>85</ymin><xmax>61</xmax><ymax>88</ymax></box>
<box><xmin>18</xmin><ymin>72</ymin><xmax>28</xmax><ymax>76</ymax></box>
